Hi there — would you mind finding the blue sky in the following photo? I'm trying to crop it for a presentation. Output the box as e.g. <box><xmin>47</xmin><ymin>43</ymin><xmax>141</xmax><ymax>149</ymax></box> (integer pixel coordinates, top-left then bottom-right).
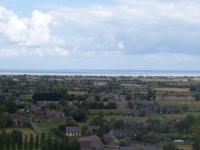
<box><xmin>0</xmin><ymin>0</ymin><xmax>200</xmax><ymax>70</ymax></box>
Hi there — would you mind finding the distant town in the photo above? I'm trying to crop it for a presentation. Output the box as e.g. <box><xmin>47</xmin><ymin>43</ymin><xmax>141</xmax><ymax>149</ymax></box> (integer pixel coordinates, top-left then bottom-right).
<box><xmin>1</xmin><ymin>75</ymin><xmax>200</xmax><ymax>150</ymax></box>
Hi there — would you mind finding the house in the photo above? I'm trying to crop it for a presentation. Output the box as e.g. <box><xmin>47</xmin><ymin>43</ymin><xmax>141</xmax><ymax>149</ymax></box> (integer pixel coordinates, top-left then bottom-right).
<box><xmin>119</xmin><ymin>118</ymin><xmax>138</xmax><ymax>126</ymax></box>
<box><xmin>46</xmin><ymin>110</ymin><xmax>64</xmax><ymax>117</ymax></box>
<box><xmin>30</xmin><ymin>104</ymin><xmax>44</xmax><ymax>115</ymax></box>
<box><xmin>159</xmin><ymin>105</ymin><xmax>178</xmax><ymax>114</ymax></box>
<box><xmin>9</xmin><ymin>114</ymin><xmax>30</xmax><ymax>126</ymax></box>
<box><xmin>79</xmin><ymin>135</ymin><xmax>103</xmax><ymax>150</ymax></box>
<box><xmin>129</xmin><ymin>102</ymin><xmax>160</xmax><ymax>116</ymax></box>
<box><xmin>108</xmin><ymin>129</ymin><xmax>136</xmax><ymax>138</ymax></box>
<box><xmin>66</xmin><ymin>127</ymin><xmax>81</xmax><ymax>136</ymax></box>
<box><xmin>46</xmin><ymin>110</ymin><xmax>65</xmax><ymax>122</ymax></box>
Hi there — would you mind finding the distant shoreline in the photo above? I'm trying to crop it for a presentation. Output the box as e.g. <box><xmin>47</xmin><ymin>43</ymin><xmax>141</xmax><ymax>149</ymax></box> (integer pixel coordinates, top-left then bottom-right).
<box><xmin>0</xmin><ymin>70</ymin><xmax>200</xmax><ymax>77</ymax></box>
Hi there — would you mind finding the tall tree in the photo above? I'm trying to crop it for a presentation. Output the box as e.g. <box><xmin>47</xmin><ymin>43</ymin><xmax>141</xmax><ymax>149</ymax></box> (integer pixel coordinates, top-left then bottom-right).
<box><xmin>5</xmin><ymin>132</ymin><xmax>11</xmax><ymax>150</ymax></box>
<box><xmin>29</xmin><ymin>133</ymin><xmax>34</xmax><ymax>150</ymax></box>
<box><xmin>35</xmin><ymin>134</ymin><xmax>40</xmax><ymax>150</ymax></box>
<box><xmin>24</xmin><ymin>134</ymin><xmax>28</xmax><ymax>150</ymax></box>
<box><xmin>40</xmin><ymin>133</ymin><xmax>46</xmax><ymax>150</ymax></box>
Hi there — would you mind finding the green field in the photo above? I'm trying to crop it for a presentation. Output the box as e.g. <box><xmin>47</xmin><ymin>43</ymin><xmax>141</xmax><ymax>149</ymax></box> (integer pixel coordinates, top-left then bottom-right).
<box><xmin>36</xmin><ymin>122</ymin><xmax>60</xmax><ymax>133</ymax></box>
<box><xmin>157</xmin><ymin>100</ymin><xmax>200</xmax><ymax>112</ymax></box>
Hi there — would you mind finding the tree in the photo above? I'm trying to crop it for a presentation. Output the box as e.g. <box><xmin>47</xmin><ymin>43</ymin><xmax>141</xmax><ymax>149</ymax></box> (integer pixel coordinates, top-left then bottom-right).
<box><xmin>113</xmin><ymin>119</ymin><xmax>125</xmax><ymax>129</ymax></box>
<box><xmin>65</xmin><ymin>118</ymin><xmax>78</xmax><ymax>127</ymax></box>
<box><xmin>16</xmin><ymin>131</ymin><xmax>23</xmax><ymax>150</ymax></box>
<box><xmin>106</xmin><ymin>101</ymin><xmax>117</xmax><ymax>109</ymax></box>
<box><xmin>192</xmin><ymin>125</ymin><xmax>200</xmax><ymax>150</ymax></box>
<box><xmin>41</xmin><ymin>133</ymin><xmax>46</xmax><ymax>150</ymax></box>
<box><xmin>5</xmin><ymin>132</ymin><xmax>11</xmax><ymax>150</ymax></box>
<box><xmin>29</xmin><ymin>133</ymin><xmax>34</xmax><ymax>150</ymax></box>
<box><xmin>177</xmin><ymin>115</ymin><xmax>197</xmax><ymax>132</ymax></box>
<box><xmin>68</xmin><ymin>138</ymin><xmax>80</xmax><ymax>150</ymax></box>
<box><xmin>90</xmin><ymin>113</ymin><xmax>109</xmax><ymax>136</ymax></box>
<box><xmin>182</xmin><ymin>105</ymin><xmax>189</xmax><ymax>112</ymax></box>
<box><xmin>6</xmin><ymin>100</ymin><xmax>17</xmax><ymax>113</ymax></box>
<box><xmin>147</xmin><ymin>87</ymin><xmax>156</xmax><ymax>101</ymax></box>
<box><xmin>35</xmin><ymin>134</ymin><xmax>40</xmax><ymax>150</ymax></box>
<box><xmin>64</xmin><ymin>107</ymin><xmax>89</xmax><ymax>122</ymax></box>
<box><xmin>0</xmin><ymin>130</ymin><xmax>6</xmax><ymax>149</ymax></box>
<box><xmin>46</xmin><ymin>133</ymin><xmax>52</xmax><ymax>150</ymax></box>
<box><xmin>11</xmin><ymin>130</ymin><xmax>17</xmax><ymax>150</ymax></box>
<box><xmin>0</xmin><ymin>112</ymin><xmax>8</xmax><ymax>128</ymax></box>
<box><xmin>194</xmin><ymin>92</ymin><xmax>200</xmax><ymax>101</ymax></box>
<box><xmin>24</xmin><ymin>134</ymin><xmax>28</xmax><ymax>150</ymax></box>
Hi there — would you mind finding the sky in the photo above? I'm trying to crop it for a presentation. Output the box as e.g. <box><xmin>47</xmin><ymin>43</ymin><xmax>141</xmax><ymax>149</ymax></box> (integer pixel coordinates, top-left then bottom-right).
<box><xmin>0</xmin><ymin>0</ymin><xmax>200</xmax><ymax>70</ymax></box>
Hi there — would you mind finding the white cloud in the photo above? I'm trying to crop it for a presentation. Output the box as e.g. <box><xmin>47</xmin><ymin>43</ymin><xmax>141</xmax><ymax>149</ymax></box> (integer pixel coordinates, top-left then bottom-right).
<box><xmin>0</xmin><ymin>6</ymin><xmax>53</xmax><ymax>45</ymax></box>
<box><xmin>1</xmin><ymin>0</ymin><xmax>200</xmax><ymax>69</ymax></box>
<box><xmin>48</xmin><ymin>0</ymin><xmax>200</xmax><ymax>54</ymax></box>
<box><xmin>28</xmin><ymin>10</ymin><xmax>52</xmax><ymax>45</ymax></box>
<box><xmin>117</xmin><ymin>41</ymin><xmax>124</xmax><ymax>50</ymax></box>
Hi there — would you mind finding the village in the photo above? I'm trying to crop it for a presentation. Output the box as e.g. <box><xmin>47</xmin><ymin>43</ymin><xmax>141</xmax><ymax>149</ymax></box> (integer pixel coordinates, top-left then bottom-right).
<box><xmin>1</xmin><ymin>75</ymin><xmax>200</xmax><ymax>150</ymax></box>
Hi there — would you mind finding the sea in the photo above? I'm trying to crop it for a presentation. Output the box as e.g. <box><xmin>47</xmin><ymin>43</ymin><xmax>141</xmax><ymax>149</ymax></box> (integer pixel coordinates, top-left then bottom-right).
<box><xmin>0</xmin><ymin>70</ymin><xmax>200</xmax><ymax>76</ymax></box>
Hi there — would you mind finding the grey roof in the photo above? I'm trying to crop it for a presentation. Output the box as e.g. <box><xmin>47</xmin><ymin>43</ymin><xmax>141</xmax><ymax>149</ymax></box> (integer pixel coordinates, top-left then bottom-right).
<box><xmin>66</xmin><ymin>127</ymin><xmax>81</xmax><ymax>133</ymax></box>
<box><xmin>9</xmin><ymin>114</ymin><xmax>29</xmax><ymax>123</ymax></box>
<box><xmin>110</xmin><ymin>129</ymin><xmax>135</xmax><ymax>138</ymax></box>
<box><xmin>46</xmin><ymin>110</ymin><xmax>64</xmax><ymax>117</ymax></box>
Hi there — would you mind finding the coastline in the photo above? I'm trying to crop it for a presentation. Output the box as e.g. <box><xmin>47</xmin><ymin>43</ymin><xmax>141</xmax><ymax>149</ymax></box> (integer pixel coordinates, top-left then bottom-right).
<box><xmin>0</xmin><ymin>70</ymin><xmax>200</xmax><ymax>77</ymax></box>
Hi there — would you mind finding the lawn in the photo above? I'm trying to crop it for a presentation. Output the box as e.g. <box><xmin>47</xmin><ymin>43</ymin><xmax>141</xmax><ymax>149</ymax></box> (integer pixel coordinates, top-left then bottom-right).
<box><xmin>36</xmin><ymin>122</ymin><xmax>60</xmax><ymax>133</ymax></box>
<box><xmin>178</xmin><ymin>145</ymin><xmax>193</xmax><ymax>150</ymax></box>
<box><xmin>157</xmin><ymin>100</ymin><xmax>200</xmax><ymax>111</ymax></box>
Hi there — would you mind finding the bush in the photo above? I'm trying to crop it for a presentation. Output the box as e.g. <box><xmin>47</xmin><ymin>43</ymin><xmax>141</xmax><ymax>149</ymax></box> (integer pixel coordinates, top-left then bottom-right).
<box><xmin>163</xmin><ymin>142</ymin><xmax>178</xmax><ymax>150</ymax></box>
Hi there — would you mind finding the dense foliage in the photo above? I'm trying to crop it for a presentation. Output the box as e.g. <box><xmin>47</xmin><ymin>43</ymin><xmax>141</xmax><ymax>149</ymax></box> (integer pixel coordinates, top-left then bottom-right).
<box><xmin>0</xmin><ymin>130</ymin><xmax>80</xmax><ymax>150</ymax></box>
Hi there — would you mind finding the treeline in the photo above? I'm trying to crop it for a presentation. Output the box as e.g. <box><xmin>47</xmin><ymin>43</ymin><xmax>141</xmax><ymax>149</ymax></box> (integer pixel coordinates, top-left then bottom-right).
<box><xmin>88</xmin><ymin>101</ymin><xmax>117</xmax><ymax>109</ymax></box>
<box><xmin>0</xmin><ymin>130</ymin><xmax>80</xmax><ymax>150</ymax></box>
<box><xmin>32</xmin><ymin>93</ymin><xmax>65</xmax><ymax>102</ymax></box>
<box><xmin>32</xmin><ymin>92</ymin><xmax>88</xmax><ymax>102</ymax></box>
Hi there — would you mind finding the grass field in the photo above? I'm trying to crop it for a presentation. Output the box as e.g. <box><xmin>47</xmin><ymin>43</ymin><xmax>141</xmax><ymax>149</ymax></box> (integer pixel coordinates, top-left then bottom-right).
<box><xmin>157</xmin><ymin>100</ymin><xmax>200</xmax><ymax>111</ymax></box>
<box><xmin>36</xmin><ymin>122</ymin><xmax>60</xmax><ymax>133</ymax></box>
<box><xmin>155</xmin><ymin>88</ymin><xmax>190</xmax><ymax>92</ymax></box>
<box><xmin>179</xmin><ymin>145</ymin><xmax>193</xmax><ymax>150</ymax></box>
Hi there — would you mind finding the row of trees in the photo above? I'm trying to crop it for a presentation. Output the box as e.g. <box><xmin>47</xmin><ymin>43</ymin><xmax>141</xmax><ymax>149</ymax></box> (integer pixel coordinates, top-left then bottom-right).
<box><xmin>0</xmin><ymin>130</ymin><xmax>80</xmax><ymax>150</ymax></box>
<box><xmin>88</xmin><ymin>101</ymin><xmax>117</xmax><ymax>109</ymax></box>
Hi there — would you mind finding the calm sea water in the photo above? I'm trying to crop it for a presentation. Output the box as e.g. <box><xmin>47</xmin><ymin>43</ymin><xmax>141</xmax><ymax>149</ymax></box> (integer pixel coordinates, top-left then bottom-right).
<box><xmin>0</xmin><ymin>70</ymin><xmax>200</xmax><ymax>76</ymax></box>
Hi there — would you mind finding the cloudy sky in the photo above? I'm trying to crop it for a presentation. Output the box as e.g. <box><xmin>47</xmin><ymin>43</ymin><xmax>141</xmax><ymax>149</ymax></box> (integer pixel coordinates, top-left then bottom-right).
<box><xmin>0</xmin><ymin>0</ymin><xmax>200</xmax><ymax>70</ymax></box>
